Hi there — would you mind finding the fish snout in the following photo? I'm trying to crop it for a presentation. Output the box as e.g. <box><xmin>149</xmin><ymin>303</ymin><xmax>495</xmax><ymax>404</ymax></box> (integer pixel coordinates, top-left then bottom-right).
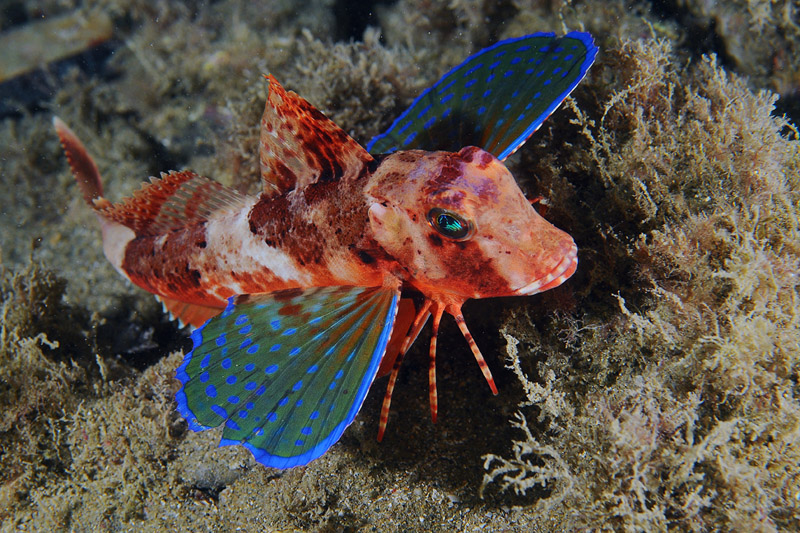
<box><xmin>514</xmin><ymin>240</ymin><xmax>578</xmax><ymax>296</ymax></box>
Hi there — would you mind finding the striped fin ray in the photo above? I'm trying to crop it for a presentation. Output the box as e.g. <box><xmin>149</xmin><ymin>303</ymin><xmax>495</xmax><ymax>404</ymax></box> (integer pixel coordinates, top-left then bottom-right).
<box><xmin>100</xmin><ymin>170</ymin><xmax>250</xmax><ymax>236</ymax></box>
<box><xmin>175</xmin><ymin>285</ymin><xmax>400</xmax><ymax>468</ymax></box>
<box><xmin>367</xmin><ymin>32</ymin><xmax>598</xmax><ymax>161</ymax></box>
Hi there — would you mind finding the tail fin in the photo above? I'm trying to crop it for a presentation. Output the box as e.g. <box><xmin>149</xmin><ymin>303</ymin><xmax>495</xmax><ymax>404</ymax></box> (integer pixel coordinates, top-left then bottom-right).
<box><xmin>53</xmin><ymin>116</ymin><xmax>136</xmax><ymax>281</ymax></box>
<box><xmin>53</xmin><ymin>116</ymin><xmax>107</xmax><ymax>209</ymax></box>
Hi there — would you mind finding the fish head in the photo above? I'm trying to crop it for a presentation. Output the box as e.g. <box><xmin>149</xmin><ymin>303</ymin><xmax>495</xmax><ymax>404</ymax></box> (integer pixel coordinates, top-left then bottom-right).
<box><xmin>366</xmin><ymin>146</ymin><xmax>577</xmax><ymax>305</ymax></box>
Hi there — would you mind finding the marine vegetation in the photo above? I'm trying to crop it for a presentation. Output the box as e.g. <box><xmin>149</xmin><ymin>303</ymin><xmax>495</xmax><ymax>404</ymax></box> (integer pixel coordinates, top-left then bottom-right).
<box><xmin>0</xmin><ymin>1</ymin><xmax>797</xmax><ymax>531</ymax></box>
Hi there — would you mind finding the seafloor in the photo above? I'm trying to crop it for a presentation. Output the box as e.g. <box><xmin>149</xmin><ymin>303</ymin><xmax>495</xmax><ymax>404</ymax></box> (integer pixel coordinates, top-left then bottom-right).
<box><xmin>1</xmin><ymin>1</ymin><xmax>798</xmax><ymax>531</ymax></box>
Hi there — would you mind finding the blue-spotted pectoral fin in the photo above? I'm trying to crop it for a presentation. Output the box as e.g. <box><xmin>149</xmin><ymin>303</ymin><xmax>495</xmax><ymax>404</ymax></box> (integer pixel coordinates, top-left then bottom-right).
<box><xmin>175</xmin><ymin>285</ymin><xmax>400</xmax><ymax>469</ymax></box>
<box><xmin>367</xmin><ymin>31</ymin><xmax>598</xmax><ymax>161</ymax></box>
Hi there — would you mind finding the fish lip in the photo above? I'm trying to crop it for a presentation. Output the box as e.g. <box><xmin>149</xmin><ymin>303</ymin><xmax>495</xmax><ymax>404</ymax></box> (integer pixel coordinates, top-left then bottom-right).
<box><xmin>514</xmin><ymin>243</ymin><xmax>578</xmax><ymax>296</ymax></box>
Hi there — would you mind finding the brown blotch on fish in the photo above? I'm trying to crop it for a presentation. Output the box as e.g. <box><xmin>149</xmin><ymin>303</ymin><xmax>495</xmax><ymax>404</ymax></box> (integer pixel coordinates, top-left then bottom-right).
<box><xmin>358</xmin><ymin>250</ymin><xmax>376</xmax><ymax>264</ymax></box>
<box><xmin>441</xmin><ymin>240</ymin><xmax>510</xmax><ymax>295</ymax></box>
<box><xmin>458</xmin><ymin>146</ymin><xmax>493</xmax><ymax>170</ymax></box>
<box><xmin>274</xmin><ymin>288</ymin><xmax>304</xmax><ymax>301</ymax></box>
<box><xmin>270</xmin><ymin>160</ymin><xmax>299</xmax><ymax>192</ymax></box>
<box><xmin>278</xmin><ymin>303</ymin><xmax>303</xmax><ymax>316</ymax></box>
<box><xmin>460</xmin><ymin>146</ymin><xmax>480</xmax><ymax>163</ymax></box>
<box><xmin>122</xmin><ymin>223</ymin><xmax>212</xmax><ymax>303</ymax></box>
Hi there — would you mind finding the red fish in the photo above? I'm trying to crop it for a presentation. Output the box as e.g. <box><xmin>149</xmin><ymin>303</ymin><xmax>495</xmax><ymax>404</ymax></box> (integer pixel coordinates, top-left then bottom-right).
<box><xmin>55</xmin><ymin>32</ymin><xmax>596</xmax><ymax>468</ymax></box>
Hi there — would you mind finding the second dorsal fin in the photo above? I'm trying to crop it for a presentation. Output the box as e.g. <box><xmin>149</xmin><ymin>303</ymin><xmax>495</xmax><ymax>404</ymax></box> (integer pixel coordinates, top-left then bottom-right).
<box><xmin>99</xmin><ymin>170</ymin><xmax>250</xmax><ymax>236</ymax></box>
<box><xmin>259</xmin><ymin>75</ymin><xmax>374</xmax><ymax>194</ymax></box>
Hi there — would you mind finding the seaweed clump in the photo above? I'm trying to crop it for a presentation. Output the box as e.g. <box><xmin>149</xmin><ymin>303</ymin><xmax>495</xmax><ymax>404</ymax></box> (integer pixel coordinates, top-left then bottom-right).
<box><xmin>0</xmin><ymin>262</ymin><xmax>189</xmax><ymax>529</ymax></box>
<box><xmin>483</xmin><ymin>36</ymin><xmax>800</xmax><ymax>531</ymax></box>
<box><xmin>677</xmin><ymin>0</ymin><xmax>799</xmax><ymax>98</ymax></box>
<box><xmin>0</xmin><ymin>263</ymin><xmax>89</xmax><ymax>517</ymax></box>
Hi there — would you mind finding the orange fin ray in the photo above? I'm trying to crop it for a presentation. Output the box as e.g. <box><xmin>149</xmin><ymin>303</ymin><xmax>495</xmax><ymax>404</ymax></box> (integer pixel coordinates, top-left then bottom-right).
<box><xmin>427</xmin><ymin>306</ymin><xmax>445</xmax><ymax>424</ymax></box>
<box><xmin>156</xmin><ymin>295</ymin><xmax>224</xmax><ymax>329</ymax></box>
<box><xmin>259</xmin><ymin>75</ymin><xmax>373</xmax><ymax>194</ymax></box>
<box><xmin>453</xmin><ymin>312</ymin><xmax>498</xmax><ymax>395</ymax></box>
<box><xmin>377</xmin><ymin>298</ymin><xmax>417</xmax><ymax>378</ymax></box>
<box><xmin>377</xmin><ymin>299</ymin><xmax>432</xmax><ymax>442</ymax></box>
<box><xmin>100</xmin><ymin>170</ymin><xmax>250</xmax><ymax>236</ymax></box>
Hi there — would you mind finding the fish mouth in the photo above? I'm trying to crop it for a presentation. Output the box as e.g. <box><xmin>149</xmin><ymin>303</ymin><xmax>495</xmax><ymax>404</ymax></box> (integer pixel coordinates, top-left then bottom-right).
<box><xmin>514</xmin><ymin>243</ymin><xmax>578</xmax><ymax>296</ymax></box>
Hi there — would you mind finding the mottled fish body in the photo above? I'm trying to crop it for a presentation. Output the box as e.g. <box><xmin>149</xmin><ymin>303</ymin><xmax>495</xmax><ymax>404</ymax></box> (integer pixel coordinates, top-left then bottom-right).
<box><xmin>55</xmin><ymin>32</ymin><xmax>597</xmax><ymax>468</ymax></box>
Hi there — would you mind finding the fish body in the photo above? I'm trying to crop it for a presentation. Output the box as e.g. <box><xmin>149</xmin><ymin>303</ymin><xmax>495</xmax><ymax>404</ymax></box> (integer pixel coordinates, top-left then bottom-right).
<box><xmin>106</xmin><ymin>167</ymin><xmax>391</xmax><ymax>310</ymax></box>
<box><xmin>56</xmin><ymin>32</ymin><xmax>597</xmax><ymax>468</ymax></box>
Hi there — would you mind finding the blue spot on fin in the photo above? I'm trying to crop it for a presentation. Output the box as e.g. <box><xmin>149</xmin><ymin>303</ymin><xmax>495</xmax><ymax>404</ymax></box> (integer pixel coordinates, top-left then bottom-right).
<box><xmin>366</xmin><ymin>31</ymin><xmax>598</xmax><ymax>161</ymax></box>
<box><xmin>175</xmin><ymin>285</ymin><xmax>400</xmax><ymax>469</ymax></box>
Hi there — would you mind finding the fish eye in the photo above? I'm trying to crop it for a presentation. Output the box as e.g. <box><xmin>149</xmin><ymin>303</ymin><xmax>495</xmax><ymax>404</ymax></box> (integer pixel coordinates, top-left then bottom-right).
<box><xmin>426</xmin><ymin>208</ymin><xmax>475</xmax><ymax>241</ymax></box>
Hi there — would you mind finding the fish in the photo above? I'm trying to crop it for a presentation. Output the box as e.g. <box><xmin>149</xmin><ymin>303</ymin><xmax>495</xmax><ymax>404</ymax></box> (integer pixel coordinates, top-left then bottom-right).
<box><xmin>55</xmin><ymin>31</ymin><xmax>597</xmax><ymax>468</ymax></box>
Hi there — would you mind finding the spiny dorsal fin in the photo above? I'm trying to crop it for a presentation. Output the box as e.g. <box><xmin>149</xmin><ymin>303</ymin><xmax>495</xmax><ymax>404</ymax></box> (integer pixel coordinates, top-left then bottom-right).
<box><xmin>100</xmin><ymin>170</ymin><xmax>250</xmax><ymax>236</ymax></box>
<box><xmin>259</xmin><ymin>75</ymin><xmax>373</xmax><ymax>194</ymax></box>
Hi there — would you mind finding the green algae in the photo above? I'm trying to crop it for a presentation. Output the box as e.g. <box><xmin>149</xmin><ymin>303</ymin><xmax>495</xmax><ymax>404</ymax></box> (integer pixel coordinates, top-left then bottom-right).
<box><xmin>1</xmin><ymin>0</ymin><xmax>798</xmax><ymax>531</ymax></box>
